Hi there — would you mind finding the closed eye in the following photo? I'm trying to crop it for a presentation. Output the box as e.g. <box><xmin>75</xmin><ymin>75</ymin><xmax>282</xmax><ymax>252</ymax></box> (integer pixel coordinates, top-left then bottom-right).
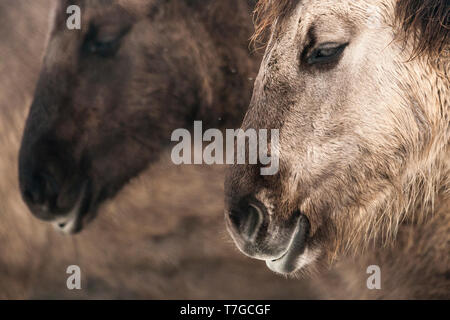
<box><xmin>82</xmin><ymin>25</ymin><xmax>131</xmax><ymax>58</ymax></box>
<box><xmin>306</xmin><ymin>42</ymin><xmax>348</xmax><ymax>65</ymax></box>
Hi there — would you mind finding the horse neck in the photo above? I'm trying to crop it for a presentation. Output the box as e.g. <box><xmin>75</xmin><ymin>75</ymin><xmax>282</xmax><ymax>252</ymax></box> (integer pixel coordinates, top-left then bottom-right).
<box><xmin>192</xmin><ymin>0</ymin><xmax>261</xmax><ymax>130</ymax></box>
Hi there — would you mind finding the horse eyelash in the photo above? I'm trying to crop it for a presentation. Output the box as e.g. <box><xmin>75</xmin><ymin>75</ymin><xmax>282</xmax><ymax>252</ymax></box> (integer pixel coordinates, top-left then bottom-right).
<box><xmin>305</xmin><ymin>43</ymin><xmax>348</xmax><ymax>65</ymax></box>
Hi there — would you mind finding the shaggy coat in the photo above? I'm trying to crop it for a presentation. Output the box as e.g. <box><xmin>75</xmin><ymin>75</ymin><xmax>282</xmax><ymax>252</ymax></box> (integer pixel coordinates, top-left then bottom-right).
<box><xmin>17</xmin><ymin>0</ymin><xmax>260</xmax><ymax>232</ymax></box>
<box><xmin>225</xmin><ymin>0</ymin><xmax>449</xmax><ymax>298</ymax></box>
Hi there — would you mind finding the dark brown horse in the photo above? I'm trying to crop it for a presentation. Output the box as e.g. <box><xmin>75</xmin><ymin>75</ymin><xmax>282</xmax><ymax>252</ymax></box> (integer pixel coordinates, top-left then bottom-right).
<box><xmin>18</xmin><ymin>0</ymin><xmax>259</xmax><ymax>234</ymax></box>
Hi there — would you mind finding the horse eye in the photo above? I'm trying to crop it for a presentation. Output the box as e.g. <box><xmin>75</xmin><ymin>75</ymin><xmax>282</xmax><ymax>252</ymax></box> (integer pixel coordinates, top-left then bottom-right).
<box><xmin>86</xmin><ymin>38</ymin><xmax>121</xmax><ymax>57</ymax></box>
<box><xmin>83</xmin><ymin>25</ymin><xmax>131</xmax><ymax>58</ymax></box>
<box><xmin>307</xmin><ymin>43</ymin><xmax>348</xmax><ymax>65</ymax></box>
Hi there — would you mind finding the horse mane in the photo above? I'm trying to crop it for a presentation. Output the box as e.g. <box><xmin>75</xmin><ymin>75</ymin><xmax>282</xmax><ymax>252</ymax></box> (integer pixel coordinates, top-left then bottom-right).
<box><xmin>251</xmin><ymin>0</ymin><xmax>449</xmax><ymax>59</ymax></box>
<box><xmin>251</xmin><ymin>0</ymin><xmax>297</xmax><ymax>46</ymax></box>
<box><xmin>395</xmin><ymin>0</ymin><xmax>449</xmax><ymax>59</ymax></box>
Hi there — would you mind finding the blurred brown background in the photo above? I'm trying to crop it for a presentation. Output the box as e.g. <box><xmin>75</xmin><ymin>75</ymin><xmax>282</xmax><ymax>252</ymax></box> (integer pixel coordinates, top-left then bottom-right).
<box><xmin>0</xmin><ymin>0</ymin><xmax>317</xmax><ymax>299</ymax></box>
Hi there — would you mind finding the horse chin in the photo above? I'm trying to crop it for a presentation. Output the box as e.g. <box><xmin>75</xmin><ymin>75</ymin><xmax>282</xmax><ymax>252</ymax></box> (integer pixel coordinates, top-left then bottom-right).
<box><xmin>52</xmin><ymin>181</ymin><xmax>95</xmax><ymax>235</ymax></box>
<box><xmin>53</xmin><ymin>174</ymin><xmax>138</xmax><ymax>235</ymax></box>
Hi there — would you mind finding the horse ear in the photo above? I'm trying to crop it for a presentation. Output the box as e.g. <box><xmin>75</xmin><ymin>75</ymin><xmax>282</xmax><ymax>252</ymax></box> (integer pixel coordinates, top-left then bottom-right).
<box><xmin>395</xmin><ymin>0</ymin><xmax>449</xmax><ymax>59</ymax></box>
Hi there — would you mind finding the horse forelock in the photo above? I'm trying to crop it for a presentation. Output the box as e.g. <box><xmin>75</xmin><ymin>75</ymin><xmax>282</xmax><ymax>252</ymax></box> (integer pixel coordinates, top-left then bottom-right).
<box><xmin>252</xmin><ymin>0</ymin><xmax>449</xmax><ymax>60</ymax></box>
<box><xmin>395</xmin><ymin>0</ymin><xmax>449</xmax><ymax>60</ymax></box>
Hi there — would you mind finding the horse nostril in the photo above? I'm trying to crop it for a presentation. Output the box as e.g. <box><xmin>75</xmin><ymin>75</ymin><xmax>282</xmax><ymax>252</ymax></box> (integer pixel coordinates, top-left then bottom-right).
<box><xmin>229</xmin><ymin>210</ymin><xmax>242</xmax><ymax>230</ymax></box>
<box><xmin>23</xmin><ymin>174</ymin><xmax>46</xmax><ymax>206</ymax></box>
<box><xmin>22</xmin><ymin>171</ymin><xmax>60</xmax><ymax>209</ymax></box>
<box><xmin>245</xmin><ymin>204</ymin><xmax>262</xmax><ymax>237</ymax></box>
<box><xmin>229</xmin><ymin>200</ymin><xmax>264</xmax><ymax>240</ymax></box>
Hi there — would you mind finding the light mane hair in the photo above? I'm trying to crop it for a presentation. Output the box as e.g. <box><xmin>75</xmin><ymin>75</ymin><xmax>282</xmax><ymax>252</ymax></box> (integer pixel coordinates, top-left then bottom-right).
<box><xmin>252</xmin><ymin>0</ymin><xmax>449</xmax><ymax>60</ymax></box>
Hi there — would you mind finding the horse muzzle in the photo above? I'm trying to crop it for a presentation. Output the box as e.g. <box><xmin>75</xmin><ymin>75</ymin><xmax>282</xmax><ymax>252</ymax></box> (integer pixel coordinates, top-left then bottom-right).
<box><xmin>225</xmin><ymin>195</ymin><xmax>312</xmax><ymax>275</ymax></box>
